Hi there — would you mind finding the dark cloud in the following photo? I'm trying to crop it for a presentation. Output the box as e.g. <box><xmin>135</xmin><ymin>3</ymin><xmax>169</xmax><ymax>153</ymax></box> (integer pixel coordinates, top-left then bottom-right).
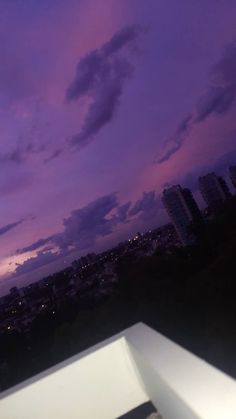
<box><xmin>156</xmin><ymin>42</ymin><xmax>236</xmax><ymax>164</ymax></box>
<box><xmin>55</xmin><ymin>193</ymin><xmax>119</xmax><ymax>250</ymax></box>
<box><xmin>196</xmin><ymin>43</ymin><xmax>236</xmax><ymax>122</ymax></box>
<box><xmin>18</xmin><ymin>191</ymin><xmax>160</xmax><ymax>258</ymax></box>
<box><xmin>196</xmin><ymin>85</ymin><xmax>235</xmax><ymax>122</ymax></box>
<box><xmin>176</xmin><ymin>114</ymin><xmax>193</xmax><ymax>135</ymax></box>
<box><xmin>115</xmin><ymin>202</ymin><xmax>131</xmax><ymax>223</ymax></box>
<box><xmin>70</xmin><ymin>60</ymin><xmax>133</xmax><ymax>148</ymax></box>
<box><xmin>14</xmin><ymin>250</ymin><xmax>64</xmax><ymax>277</ymax></box>
<box><xmin>0</xmin><ymin>219</ymin><xmax>24</xmax><ymax>237</ymax></box>
<box><xmin>14</xmin><ymin>189</ymin><xmax>161</xmax><ymax>276</ymax></box>
<box><xmin>128</xmin><ymin>190</ymin><xmax>165</xmax><ymax>232</ymax></box>
<box><xmin>66</xmin><ymin>25</ymin><xmax>142</xmax><ymax>149</ymax></box>
<box><xmin>66</xmin><ymin>50</ymin><xmax>102</xmax><ymax>101</ymax></box>
<box><xmin>16</xmin><ymin>193</ymin><xmax>119</xmax><ymax>257</ymax></box>
<box><xmin>102</xmin><ymin>25</ymin><xmax>141</xmax><ymax>57</ymax></box>
<box><xmin>129</xmin><ymin>191</ymin><xmax>160</xmax><ymax>218</ymax></box>
<box><xmin>14</xmin><ymin>193</ymin><xmax>120</xmax><ymax>275</ymax></box>
<box><xmin>44</xmin><ymin>148</ymin><xmax>63</xmax><ymax>164</ymax></box>
<box><xmin>66</xmin><ymin>25</ymin><xmax>140</xmax><ymax>102</ymax></box>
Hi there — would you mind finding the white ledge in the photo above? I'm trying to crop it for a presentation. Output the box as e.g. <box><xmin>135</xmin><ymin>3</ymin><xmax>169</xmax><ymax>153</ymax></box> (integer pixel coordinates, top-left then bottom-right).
<box><xmin>0</xmin><ymin>322</ymin><xmax>236</xmax><ymax>419</ymax></box>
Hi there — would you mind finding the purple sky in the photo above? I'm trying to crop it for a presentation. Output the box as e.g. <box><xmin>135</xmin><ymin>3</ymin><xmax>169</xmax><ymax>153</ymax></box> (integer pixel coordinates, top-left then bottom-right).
<box><xmin>1</xmin><ymin>0</ymin><xmax>236</xmax><ymax>294</ymax></box>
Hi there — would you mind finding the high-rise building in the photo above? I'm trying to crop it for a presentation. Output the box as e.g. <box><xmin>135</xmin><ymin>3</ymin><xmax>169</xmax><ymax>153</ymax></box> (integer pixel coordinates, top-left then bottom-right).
<box><xmin>199</xmin><ymin>173</ymin><xmax>231</xmax><ymax>210</ymax></box>
<box><xmin>229</xmin><ymin>165</ymin><xmax>236</xmax><ymax>189</ymax></box>
<box><xmin>162</xmin><ymin>185</ymin><xmax>202</xmax><ymax>246</ymax></box>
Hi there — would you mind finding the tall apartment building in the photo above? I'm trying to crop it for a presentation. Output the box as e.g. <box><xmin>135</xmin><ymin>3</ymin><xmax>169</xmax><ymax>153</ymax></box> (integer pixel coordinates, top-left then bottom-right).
<box><xmin>199</xmin><ymin>173</ymin><xmax>231</xmax><ymax>210</ymax></box>
<box><xmin>162</xmin><ymin>185</ymin><xmax>202</xmax><ymax>246</ymax></box>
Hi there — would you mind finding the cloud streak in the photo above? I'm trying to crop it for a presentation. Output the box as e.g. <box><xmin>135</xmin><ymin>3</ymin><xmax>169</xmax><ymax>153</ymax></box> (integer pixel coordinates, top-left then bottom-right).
<box><xmin>155</xmin><ymin>114</ymin><xmax>193</xmax><ymax>164</ymax></box>
<box><xmin>0</xmin><ymin>219</ymin><xmax>24</xmax><ymax>237</ymax></box>
<box><xmin>155</xmin><ymin>42</ymin><xmax>236</xmax><ymax>164</ymax></box>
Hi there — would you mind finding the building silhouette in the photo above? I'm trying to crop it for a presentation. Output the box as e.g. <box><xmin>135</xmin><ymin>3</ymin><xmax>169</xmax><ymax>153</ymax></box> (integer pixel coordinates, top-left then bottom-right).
<box><xmin>199</xmin><ymin>173</ymin><xmax>231</xmax><ymax>210</ymax></box>
<box><xmin>229</xmin><ymin>165</ymin><xmax>236</xmax><ymax>189</ymax></box>
<box><xmin>162</xmin><ymin>185</ymin><xmax>202</xmax><ymax>246</ymax></box>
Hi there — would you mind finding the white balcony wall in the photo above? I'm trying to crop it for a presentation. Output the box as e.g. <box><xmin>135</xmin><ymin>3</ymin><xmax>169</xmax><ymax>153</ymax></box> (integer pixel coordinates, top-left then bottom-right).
<box><xmin>126</xmin><ymin>324</ymin><xmax>236</xmax><ymax>419</ymax></box>
<box><xmin>1</xmin><ymin>323</ymin><xmax>236</xmax><ymax>419</ymax></box>
<box><xmin>0</xmin><ymin>335</ymin><xmax>148</xmax><ymax>419</ymax></box>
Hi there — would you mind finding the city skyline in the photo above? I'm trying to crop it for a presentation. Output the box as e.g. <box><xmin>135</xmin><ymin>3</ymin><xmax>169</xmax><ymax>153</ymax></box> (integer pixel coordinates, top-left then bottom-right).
<box><xmin>1</xmin><ymin>1</ymin><xmax>236</xmax><ymax>293</ymax></box>
<box><xmin>0</xmin><ymin>164</ymin><xmax>234</xmax><ymax>295</ymax></box>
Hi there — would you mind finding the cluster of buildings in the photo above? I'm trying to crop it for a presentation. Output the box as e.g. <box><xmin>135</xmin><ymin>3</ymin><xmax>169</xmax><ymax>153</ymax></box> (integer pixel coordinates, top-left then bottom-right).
<box><xmin>0</xmin><ymin>259</ymin><xmax>117</xmax><ymax>335</ymax></box>
<box><xmin>0</xmin><ymin>224</ymin><xmax>180</xmax><ymax>336</ymax></box>
<box><xmin>162</xmin><ymin>165</ymin><xmax>236</xmax><ymax>246</ymax></box>
<box><xmin>1</xmin><ymin>164</ymin><xmax>235</xmax><ymax>336</ymax></box>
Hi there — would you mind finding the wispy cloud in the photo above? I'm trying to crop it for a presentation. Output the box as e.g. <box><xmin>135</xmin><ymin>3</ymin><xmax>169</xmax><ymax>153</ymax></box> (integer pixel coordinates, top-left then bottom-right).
<box><xmin>155</xmin><ymin>114</ymin><xmax>193</xmax><ymax>164</ymax></box>
<box><xmin>0</xmin><ymin>219</ymin><xmax>24</xmax><ymax>237</ymax></box>
<box><xmin>17</xmin><ymin>236</ymin><xmax>55</xmax><ymax>255</ymax></box>
<box><xmin>155</xmin><ymin>42</ymin><xmax>236</xmax><ymax>164</ymax></box>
